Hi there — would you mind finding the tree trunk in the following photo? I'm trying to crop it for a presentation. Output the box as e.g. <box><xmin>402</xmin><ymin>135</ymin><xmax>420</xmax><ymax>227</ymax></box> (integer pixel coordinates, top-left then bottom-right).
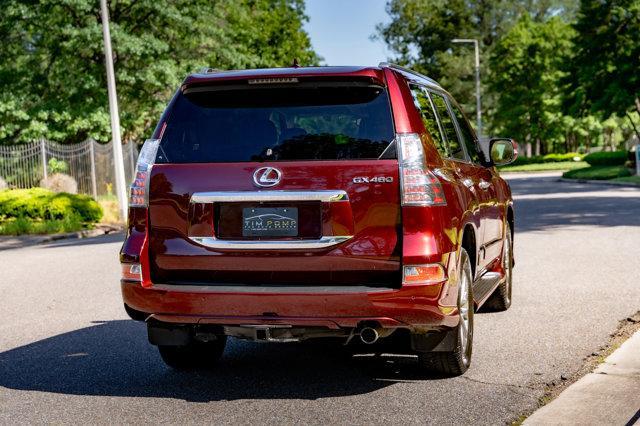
<box><xmin>535</xmin><ymin>138</ymin><xmax>541</xmax><ymax>156</ymax></box>
<box><xmin>609</xmin><ymin>129</ymin><xmax>616</xmax><ymax>151</ymax></box>
<box><xmin>626</xmin><ymin>111</ymin><xmax>640</xmax><ymax>140</ymax></box>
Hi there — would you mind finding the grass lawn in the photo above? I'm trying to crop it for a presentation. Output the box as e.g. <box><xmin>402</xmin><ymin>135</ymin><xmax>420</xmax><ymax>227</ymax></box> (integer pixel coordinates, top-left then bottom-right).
<box><xmin>499</xmin><ymin>161</ymin><xmax>588</xmax><ymax>173</ymax></box>
<box><xmin>0</xmin><ymin>216</ymin><xmax>88</xmax><ymax>236</ymax></box>
<box><xmin>612</xmin><ymin>175</ymin><xmax>640</xmax><ymax>185</ymax></box>
<box><xmin>562</xmin><ymin>165</ymin><xmax>633</xmax><ymax>181</ymax></box>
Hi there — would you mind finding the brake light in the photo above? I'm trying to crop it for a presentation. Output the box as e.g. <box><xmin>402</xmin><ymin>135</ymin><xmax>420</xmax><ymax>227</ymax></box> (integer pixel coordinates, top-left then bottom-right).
<box><xmin>403</xmin><ymin>264</ymin><xmax>446</xmax><ymax>285</ymax></box>
<box><xmin>397</xmin><ymin>133</ymin><xmax>446</xmax><ymax>206</ymax></box>
<box><xmin>121</xmin><ymin>263</ymin><xmax>142</xmax><ymax>281</ymax></box>
<box><xmin>129</xmin><ymin>139</ymin><xmax>160</xmax><ymax>207</ymax></box>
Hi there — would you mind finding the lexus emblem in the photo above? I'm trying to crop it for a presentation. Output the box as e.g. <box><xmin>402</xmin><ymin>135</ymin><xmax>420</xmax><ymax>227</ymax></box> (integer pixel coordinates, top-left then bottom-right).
<box><xmin>253</xmin><ymin>167</ymin><xmax>282</xmax><ymax>187</ymax></box>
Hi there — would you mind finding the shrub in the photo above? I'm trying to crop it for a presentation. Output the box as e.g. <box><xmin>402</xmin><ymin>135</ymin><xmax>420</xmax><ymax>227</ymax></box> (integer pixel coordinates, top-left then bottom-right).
<box><xmin>583</xmin><ymin>151</ymin><xmax>628</xmax><ymax>166</ymax></box>
<box><xmin>542</xmin><ymin>152</ymin><xmax>583</xmax><ymax>162</ymax></box>
<box><xmin>40</xmin><ymin>173</ymin><xmax>78</xmax><ymax>194</ymax></box>
<box><xmin>47</xmin><ymin>158</ymin><xmax>69</xmax><ymax>174</ymax></box>
<box><xmin>0</xmin><ymin>214</ymin><xmax>85</xmax><ymax>235</ymax></box>
<box><xmin>509</xmin><ymin>152</ymin><xmax>583</xmax><ymax>166</ymax></box>
<box><xmin>0</xmin><ymin>176</ymin><xmax>7</xmax><ymax>191</ymax></box>
<box><xmin>0</xmin><ymin>188</ymin><xmax>102</xmax><ymax>222</ymax></box>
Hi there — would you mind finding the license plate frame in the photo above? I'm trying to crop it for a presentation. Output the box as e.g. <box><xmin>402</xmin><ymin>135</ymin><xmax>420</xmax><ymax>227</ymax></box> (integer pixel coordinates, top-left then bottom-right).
<box><xmin>242</xmin><ymin>207</ymin><xmax>299</xmax><ymax>237</ymax></box>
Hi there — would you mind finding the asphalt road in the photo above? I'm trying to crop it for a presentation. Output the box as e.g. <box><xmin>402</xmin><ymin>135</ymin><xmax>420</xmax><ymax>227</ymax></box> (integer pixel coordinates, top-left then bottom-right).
<box><xmin>1</xmin><ymin>173</ymin><xmax>639</xmax><ymax>425</ymax></box>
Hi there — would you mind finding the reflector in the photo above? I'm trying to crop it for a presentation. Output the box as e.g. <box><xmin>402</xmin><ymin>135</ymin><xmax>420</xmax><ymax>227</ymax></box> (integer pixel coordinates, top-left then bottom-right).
<box><xmin>121</xmin><ymin>263</ymin><xmax>142</xmax><ymax>281</ymax></box>
<box><xmin>403</xmin><ymin>264</ymin><xmax>446</xmax><ymax>285</ymax></box>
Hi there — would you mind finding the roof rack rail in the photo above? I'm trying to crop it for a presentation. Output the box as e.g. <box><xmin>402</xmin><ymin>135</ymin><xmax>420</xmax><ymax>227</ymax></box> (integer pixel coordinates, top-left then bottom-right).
<box><xmin>378</xmin><ymin>62</ymin><xmax>441</xmax><ymax>87</ymax></box>
<box><xmin>198</xmin><ymin>67</ymin><xmax>223</xmax><ymax>74</ymax></box>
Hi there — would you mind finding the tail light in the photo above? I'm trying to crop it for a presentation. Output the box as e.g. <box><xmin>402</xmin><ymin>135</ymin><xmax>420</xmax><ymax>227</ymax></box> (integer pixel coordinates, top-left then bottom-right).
<box><xmin>129</xmin><ymin>139</ymin><xmax>161</xmax><ymax>207</ymax></box>
<box><xmin>397</xmin><ymin>133</ymin><xmax>446</xmax><ymax>206</ymax></box>
<box><xmin>121</xmin><ymin>263</ymin><xmax>142</xmax><ymax>281</ymax></box>
<box><xmin>403</xmin><ymin>264</ymin><xmax>446</xmax><ymax>285</ymax></box>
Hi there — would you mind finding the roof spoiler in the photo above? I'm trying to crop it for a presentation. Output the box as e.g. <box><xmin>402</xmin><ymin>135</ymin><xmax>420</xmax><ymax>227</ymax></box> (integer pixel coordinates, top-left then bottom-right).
<box><xmin>378</xmin><ymin>62</ymin><xmax>441</xmax><ymax>87</ymax></box>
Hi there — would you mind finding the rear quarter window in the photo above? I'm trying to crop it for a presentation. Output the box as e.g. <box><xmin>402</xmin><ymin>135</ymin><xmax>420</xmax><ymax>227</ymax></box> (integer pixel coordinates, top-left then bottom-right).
<box><xmin>449</xmin><ymin>100</ymin><xmax>482</xmax><ymax>164</ymax></box>
<box><xmin>409</xmin><ymin>84</ymin><xmax>448</xmax><ymax>157</ymax></box>
<box><xmin>430</xmin><ymin>92</ymin><xmax>467</xmax><ymax>161</ymax></box>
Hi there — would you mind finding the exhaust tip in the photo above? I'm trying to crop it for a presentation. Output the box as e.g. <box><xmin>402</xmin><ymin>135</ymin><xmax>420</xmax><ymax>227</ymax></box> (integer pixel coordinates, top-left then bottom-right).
<box><xmin>360</xmin><ymin>327</ymin><xmax>379</xmax><ymax>344</ymax></box>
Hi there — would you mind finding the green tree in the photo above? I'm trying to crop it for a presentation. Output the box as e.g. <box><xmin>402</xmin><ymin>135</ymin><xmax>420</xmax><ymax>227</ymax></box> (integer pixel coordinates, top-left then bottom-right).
<box><xmin>0</xmin><ymin>0</ymin><xmax>319</xmax><ymax>145</ymax></box>
<box><xmin>488</xmin><ymin>16</ymin><xmax>574</xmax><ymax>155</ymax></box>
<box><xmin>375</xmin><ymin>0</ymin><xmax>577</xmax><ymax>130</ymax></box>
<box><xmin>569</xmin><ymin>0</ymin><xmax>640</xmax><ymax>138</ymax></box>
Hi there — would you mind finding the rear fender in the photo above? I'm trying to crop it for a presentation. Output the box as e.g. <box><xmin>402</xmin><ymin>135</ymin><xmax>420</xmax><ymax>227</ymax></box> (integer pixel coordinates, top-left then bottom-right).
<box><xmin>436</xmin><ymin>216</ymin><xmax>480</xmax><ymax>310</ymax></box>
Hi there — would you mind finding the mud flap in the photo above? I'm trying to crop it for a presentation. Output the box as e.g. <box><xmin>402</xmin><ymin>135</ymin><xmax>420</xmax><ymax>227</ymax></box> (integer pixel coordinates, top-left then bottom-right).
<box><xmin>147</xmin><ymin>322</ymin><xmax>191</xmax><ymax>346</ymax></box>
<box><xmin>411</xmin><ymin>328</ymin><xmax>457</xmax><ymax>353</ymax></box>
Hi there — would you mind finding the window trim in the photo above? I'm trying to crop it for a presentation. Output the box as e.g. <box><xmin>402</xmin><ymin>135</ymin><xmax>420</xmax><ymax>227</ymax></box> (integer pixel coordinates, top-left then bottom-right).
<box><xmin>423</xmin><ymin>89</ymin><xmax>450</xmax><ymax>158</ymax></box>
<box><xmin>409</xmin><ymin>82</ymin><xmax>449</xmax><ymax>158</ymax></box>
<box><xmin>427</xmin><ymin>89</ymin><xmax>471</xmax><ymax>163</ymax></box>
<box><xmin>445</xmin><ymin>95</ymin><xmax>485</xmax><ymax>166</ymax></box>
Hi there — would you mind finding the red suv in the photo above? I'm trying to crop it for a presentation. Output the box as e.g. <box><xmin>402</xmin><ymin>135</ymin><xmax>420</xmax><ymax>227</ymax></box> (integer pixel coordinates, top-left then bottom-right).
<box><xmin>120</xmin><ymin>64</ymin><xmax>517</xmax><ymax>376</ymax></box>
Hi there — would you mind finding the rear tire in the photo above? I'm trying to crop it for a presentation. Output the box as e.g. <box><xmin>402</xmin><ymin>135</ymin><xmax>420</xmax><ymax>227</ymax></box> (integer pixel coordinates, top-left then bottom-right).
<box><xmin>158</xmin><ymin>336</ymin><xmax>227</xmax><ymax>370</ymax></box>
<box><xmin>485</xmin><ymin>224</ymin><xmax>513</xmax><ymax>311</ymax></box>
<box><xmin>417</xmin><ymin>248</ymin><xmax>474</xmax><ymax>376</ymax></box>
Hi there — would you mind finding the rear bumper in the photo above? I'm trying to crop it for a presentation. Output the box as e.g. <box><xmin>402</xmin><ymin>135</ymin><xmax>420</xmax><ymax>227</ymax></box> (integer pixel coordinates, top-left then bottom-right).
<box><xmin>121</xmin><ymin>280</ymin><xmax>459</xmax><ymax>331</ymax></box>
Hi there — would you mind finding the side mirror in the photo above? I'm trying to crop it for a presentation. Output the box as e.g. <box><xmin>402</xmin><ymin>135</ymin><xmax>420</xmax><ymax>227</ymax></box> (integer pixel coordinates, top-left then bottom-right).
<box><xmin>489</xmin><ymin>138</ymin><xmax>518</xmax><ymax>166</ymax></box>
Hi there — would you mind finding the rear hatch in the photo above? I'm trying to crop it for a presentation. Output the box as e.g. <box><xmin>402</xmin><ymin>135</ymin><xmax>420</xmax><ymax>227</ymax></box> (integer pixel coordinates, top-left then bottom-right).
<box><xmin>148</xmin><ymin>76</ymin><xmax>402</xmax><ymax>287</ymax></box>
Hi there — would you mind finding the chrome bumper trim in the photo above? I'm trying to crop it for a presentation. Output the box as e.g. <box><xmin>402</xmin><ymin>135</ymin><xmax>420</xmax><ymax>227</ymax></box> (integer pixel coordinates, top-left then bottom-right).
<box><xmin>188</xmin><ymin>235</ymin><xmax>353</xmax><ymax>250</ymax></box>
<box><xmin>190</xmin><ymin>190</ymin><xmax>348</xmax><ymax>203</ymax></box>
<box><xmin>148</xmin><ymin>283</ymin><xmax>392</xmax><ymax>293</ymax></box>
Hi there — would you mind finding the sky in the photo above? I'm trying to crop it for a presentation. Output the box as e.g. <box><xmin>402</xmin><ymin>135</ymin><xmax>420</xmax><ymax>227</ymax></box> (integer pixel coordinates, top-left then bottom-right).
<box><xmin>304</xmin><ymin>0</ymin><xmax>392</xmax><ymax>66</ymax></box>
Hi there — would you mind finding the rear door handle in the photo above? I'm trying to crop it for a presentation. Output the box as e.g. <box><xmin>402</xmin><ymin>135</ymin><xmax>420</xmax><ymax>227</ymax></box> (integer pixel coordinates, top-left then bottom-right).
<box><xmin>478</xmin><ymin>180</ymin><xmax>491</xmax><ymax>190</ymax></box>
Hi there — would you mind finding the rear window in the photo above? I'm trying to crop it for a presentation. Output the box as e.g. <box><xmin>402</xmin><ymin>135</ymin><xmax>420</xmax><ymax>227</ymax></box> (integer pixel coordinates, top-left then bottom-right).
<box><xmin>156</xmin><ymin>83</ymin><xmax>395</xmax><ymax>163</ymax></box>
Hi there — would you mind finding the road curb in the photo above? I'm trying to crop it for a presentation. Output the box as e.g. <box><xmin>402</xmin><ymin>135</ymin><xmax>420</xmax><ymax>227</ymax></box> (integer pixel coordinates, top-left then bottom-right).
<box><xmin>0</xmin><ymin>224</ymin><xmax>123</xmax><ymax>251</ymax></box>
<box><xmin>524</xmin><ymin>329</ymin><xmax>640</xmax><ymax>425</ymax></box>
<box><xmin>558</xmin><ymin>177</ymin><xmax>640</xmax><ymax>188</ymax></box>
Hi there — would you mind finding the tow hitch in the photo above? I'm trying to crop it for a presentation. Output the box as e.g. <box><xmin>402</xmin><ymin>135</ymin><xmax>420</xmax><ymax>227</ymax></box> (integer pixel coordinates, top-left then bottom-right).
<box><xmin>226</xmin><ymin>325</ymin><xmax>300</xmax><ymax>342</ymax></box>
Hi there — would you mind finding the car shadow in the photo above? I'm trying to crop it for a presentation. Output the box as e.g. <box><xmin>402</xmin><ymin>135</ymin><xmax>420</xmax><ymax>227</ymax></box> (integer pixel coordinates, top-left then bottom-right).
<box><xmin>41</xmin><ymin>232</ymin><xmax>125</xmax><ymax>248</ymax></box>
<box><xmin>506</xmin><ymin>176</ymin><xmax>640</xmax><ymax>233</ymax></box>
<box><xmin>0</xmin><ymin>320</ymin><xmax>448</xmax><ymax>402</ymax></box>
<box><xmin>514</xmin><ymin>195</ymin><xmax>640</xmax><ymax>233</ymax></box>
<box><xmin>507</xmin><ymin>173</ymin><xmax>640</xmax><ymax>197</ymax></box>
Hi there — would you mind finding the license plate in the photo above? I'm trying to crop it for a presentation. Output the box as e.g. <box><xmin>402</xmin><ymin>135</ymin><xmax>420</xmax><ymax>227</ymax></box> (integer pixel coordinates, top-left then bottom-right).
<box><xmin>242</xmin><ymin>207</ymin><xmax>298</xmax><ymax>237</ymax></box>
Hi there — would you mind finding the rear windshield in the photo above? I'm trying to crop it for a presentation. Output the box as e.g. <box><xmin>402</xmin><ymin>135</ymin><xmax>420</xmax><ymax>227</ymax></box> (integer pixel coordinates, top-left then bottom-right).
<box><xmin>156</xmin><ymin>83</ymin><xmax>395</xmax><ymax>163</ymax></box>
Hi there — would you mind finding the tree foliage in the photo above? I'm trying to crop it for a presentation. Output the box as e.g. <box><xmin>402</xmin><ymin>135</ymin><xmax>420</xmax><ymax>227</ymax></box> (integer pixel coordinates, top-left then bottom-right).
<box><xmin>569</xmin><ymin>0</ymin><xmax>640</xmax><ymax>118</ymax></box>
<box><xmin>0</xmin><ymin>0</ymin><xmax>319</xmax><ymax>144</ymax></box>
<box><xmin>489</xmin><ymin>16</ymin><xmax>574</xmax><ymax>154</ymax></box>
<box><xmin>375</xmin><ymin>0</ymin><xmax>577</xmax><ymax>126</ymax></box>
<box><xmin>377</xmin><ymin>0</ymin><xmax>639</xmax><ymax>154</ymax></box>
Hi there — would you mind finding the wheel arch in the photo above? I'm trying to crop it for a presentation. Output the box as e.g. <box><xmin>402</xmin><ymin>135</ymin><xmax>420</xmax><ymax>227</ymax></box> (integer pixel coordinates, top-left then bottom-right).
<box><xmin>506</xmin><ymin>204</ymin><xmax>514</xmax><ymax>239</ymax></box>
<box><xmin>460</xmin><ymin>223</ymin><xmax>477</xmax><ymax>278</ymax></box>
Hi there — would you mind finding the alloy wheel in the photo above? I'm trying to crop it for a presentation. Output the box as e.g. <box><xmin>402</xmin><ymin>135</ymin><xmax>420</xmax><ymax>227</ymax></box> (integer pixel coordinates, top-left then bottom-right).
<box><xmin>458</xmin><ymin>258</ymin><xmax>472</xmax><ymax>366</ymax></box>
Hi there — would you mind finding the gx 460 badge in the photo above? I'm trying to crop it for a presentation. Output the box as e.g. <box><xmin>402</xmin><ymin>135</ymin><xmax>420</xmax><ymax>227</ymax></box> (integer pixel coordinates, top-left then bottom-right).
<box><xmin>353</xmin><ymin>176</ymin><xmax>394</xmax><ymax>184</ymax></box>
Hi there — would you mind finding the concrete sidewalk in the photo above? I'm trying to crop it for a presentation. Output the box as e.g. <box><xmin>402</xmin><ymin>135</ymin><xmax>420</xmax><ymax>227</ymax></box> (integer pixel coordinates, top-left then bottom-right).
<box><xmin>525</xmin><ymin>330</ymin><xmax>640</xmax><ymax>425</ymax></box>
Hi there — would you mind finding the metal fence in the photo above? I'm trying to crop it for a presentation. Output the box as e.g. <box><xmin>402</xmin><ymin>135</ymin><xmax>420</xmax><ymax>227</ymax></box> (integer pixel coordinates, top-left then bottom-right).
<box><xmin>0</xmin><ymin>139</ymin><xmax>138</xmax><ymax>198</ymax></box>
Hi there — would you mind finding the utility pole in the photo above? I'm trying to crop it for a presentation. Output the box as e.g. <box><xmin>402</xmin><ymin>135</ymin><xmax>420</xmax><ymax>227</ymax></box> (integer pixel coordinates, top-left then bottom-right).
<box><xmin>100</xmin><ymin>0</ymin><xmax>128</xmax><ymax>221</ymax></box>
<box><xmin>452</xmin><ymin>38</ymin><xmax>482</xmax><ymax>140</ymax></box>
